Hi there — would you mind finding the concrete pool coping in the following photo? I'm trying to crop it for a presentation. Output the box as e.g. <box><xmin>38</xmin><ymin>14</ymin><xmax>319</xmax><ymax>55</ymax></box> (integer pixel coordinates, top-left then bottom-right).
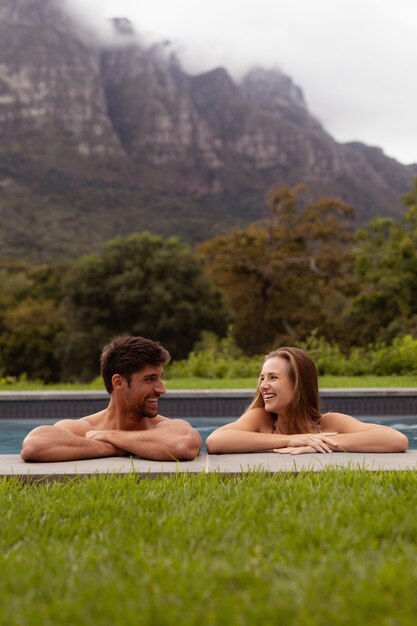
<box><xmin>1</xmin><ymin>451</ymin><xmax>417</xmax><ymax>480</ymax></box>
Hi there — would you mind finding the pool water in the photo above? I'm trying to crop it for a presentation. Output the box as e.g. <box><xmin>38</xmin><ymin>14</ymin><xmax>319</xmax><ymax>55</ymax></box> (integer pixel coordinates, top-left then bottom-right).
<box><xmin>1</xmin><ymin>417</ymin><xmax>416</xmax><ymax>454</ymax></box>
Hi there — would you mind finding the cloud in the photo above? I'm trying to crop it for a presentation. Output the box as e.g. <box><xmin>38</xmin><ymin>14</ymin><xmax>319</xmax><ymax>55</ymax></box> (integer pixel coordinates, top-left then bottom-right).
<box><xmin>62</xmin><ymin>0</ymin><xmax>417</xmax><ymax>164</ymax></box>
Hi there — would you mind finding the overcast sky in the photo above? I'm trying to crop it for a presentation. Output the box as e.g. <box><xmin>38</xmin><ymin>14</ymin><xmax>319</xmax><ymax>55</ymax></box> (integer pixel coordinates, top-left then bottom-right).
<box><xmin>68</xmin><ymin>0</ymin><xmax>417</xmax><ymax>165</ymax></box>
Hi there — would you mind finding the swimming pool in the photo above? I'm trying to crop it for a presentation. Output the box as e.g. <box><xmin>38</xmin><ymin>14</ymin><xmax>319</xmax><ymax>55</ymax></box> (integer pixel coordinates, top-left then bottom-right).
<box><xmin>1</xmin><ymin>417</ymin><xmax>416</xmax><ymax>454</ymax></box>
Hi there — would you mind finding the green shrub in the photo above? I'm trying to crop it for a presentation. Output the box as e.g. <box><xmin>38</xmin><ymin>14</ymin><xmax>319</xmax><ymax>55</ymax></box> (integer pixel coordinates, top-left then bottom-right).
<box><xmin>166</xmin><ymin>333</ymin><xmax>262</xmax><ymax>379</ymax></box>
<box><xmin>168</xmin><ymin>333</ymin><xmax>417</xmax><ymax>379</ymax></box>
<box><xmin>370</xmin><ymin>335</ymin><xmax>417</xmax><ymax>375</ymax></box>
<box><xmin>167</xmin><ymin>351</ymin><xmax>261</xmax><ymax>379</ymax></box>
<box><xmin>302</xmin><ymin>334</ymin><xmax>417</xmax><ymax>376</ymax></box>
<box><xmin>300</xmin><ymin>334</ymin><xmax>374</xmax><ymax>376</ymax></box>
<box><xmin>300</xmin><ymin>334</ymin><xmax>349</xmax><ymax>375</ymax></box>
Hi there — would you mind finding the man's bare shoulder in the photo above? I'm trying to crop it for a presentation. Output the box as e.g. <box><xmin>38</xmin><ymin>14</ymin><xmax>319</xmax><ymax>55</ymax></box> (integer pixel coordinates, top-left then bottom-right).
<box><xmin>54</xmin><ymin>411</ymin><xmax>105</xmax><ymax>435</ymax></box>
<box><xmin>147</xmin><ymin>414</ymin><xmax>170</xmax><ymax>428</ymax></box>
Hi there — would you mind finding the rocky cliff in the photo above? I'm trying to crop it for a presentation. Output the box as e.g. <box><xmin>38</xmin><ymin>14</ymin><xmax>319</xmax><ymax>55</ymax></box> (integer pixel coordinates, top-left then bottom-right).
<box><xmin>0</xmin><ymin>0</ymin><xmax>415</xmax><ymax>262</ymax></box>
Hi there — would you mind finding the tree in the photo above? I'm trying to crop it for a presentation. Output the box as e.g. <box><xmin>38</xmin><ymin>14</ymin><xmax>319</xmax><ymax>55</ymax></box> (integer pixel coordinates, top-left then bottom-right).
<box><xmin>0</xmin><ymin>298</ymin><xmax>66</xmax><ymax>382</ymax></box>
<box><xmin>351</xmin><ymin>179</ymin><xmax>417</xmax><ymax>344</ymax></box>
<box><xmin>199</xmin><ymin>185</ymin><xmax>355</xmax><ymax>354</ymax></box>
<box><xmin>0</xmin><ymin>260</ymin><xmax>69</xmax><ymax>381</ymax></box>
<box><xmin>59</xmin><ymin>232</ymin><xmax>229</xmax><ymax>380</ymax></box>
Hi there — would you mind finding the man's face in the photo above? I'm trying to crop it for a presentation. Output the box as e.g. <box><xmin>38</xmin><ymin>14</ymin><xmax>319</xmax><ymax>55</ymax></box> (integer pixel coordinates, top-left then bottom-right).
<box><xmin>123</xmin><ymin>365</ymin><xmax>166</xmax><ymax>418</ymax></box>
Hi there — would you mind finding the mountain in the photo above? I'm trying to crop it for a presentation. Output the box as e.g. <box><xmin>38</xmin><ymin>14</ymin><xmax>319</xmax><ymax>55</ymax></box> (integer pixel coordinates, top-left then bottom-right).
<box><xmin>0</xmin><ymin>0</ymin><xmax>415</xmax><ymax>262</ymax></box>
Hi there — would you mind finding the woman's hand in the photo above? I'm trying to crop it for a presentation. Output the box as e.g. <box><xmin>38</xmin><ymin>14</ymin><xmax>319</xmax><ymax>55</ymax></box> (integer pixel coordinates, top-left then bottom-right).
<box><xmin>270</xmin><ymin>432</ymin><xmax>340</xmax><ymax>454</ymax></box>
<box><xmin>273</xmin><ymin>445</ymin><xmax>316</xmax><ymax>454</ymax></box>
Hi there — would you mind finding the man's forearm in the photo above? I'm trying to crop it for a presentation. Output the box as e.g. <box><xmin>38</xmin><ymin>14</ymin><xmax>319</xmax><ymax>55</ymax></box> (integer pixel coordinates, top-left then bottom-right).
<box><xmin>21</xmin><ymin>427</ymin><xmax>124</xmax><ymax>462</ymax></box>
<box><xmin>88</xmin><ymin>428</ymin><xmax>201</xmax><ymax>461</ymax></box>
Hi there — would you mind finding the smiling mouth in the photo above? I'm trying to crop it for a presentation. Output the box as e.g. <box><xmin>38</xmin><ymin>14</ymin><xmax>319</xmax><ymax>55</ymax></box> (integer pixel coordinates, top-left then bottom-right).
<box><xmin>263</xmin><ymin>394</ymin><xmax>276</xmax><ymax>401</ymax></box>
<box><xmin>146</xmin><ymin>397</ymin><xmax>158</xmax><ymax>404</ymax></box>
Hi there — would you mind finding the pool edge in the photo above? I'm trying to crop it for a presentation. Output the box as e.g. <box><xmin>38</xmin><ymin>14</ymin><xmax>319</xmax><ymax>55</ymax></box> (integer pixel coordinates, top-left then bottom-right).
<box><xmin>1</xmin><ymin>451</ymin><xmax>417</xmax><ymax>479</ymax></box>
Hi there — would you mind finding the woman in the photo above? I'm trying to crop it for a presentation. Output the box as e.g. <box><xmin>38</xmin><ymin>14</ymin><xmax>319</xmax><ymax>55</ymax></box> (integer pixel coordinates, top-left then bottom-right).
<box><xmin>206</xmin><ymin>347</ymin><xmax>408</xmax><ymax>454</ymax></box>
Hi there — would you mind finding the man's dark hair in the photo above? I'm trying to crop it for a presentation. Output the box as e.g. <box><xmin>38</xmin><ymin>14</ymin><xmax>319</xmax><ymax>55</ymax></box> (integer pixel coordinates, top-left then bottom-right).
<box><xmin>100</xmin><ymin>336</ymin><xmax>171</xmax><ymax>393</ymax></box>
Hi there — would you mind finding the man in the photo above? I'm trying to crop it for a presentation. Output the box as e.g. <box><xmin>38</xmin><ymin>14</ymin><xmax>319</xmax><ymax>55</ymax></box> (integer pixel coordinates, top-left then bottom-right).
<box><xmin>21</xmin><ymin>336</ymin><xmax>202</xmax><ymax>462</ymax></box>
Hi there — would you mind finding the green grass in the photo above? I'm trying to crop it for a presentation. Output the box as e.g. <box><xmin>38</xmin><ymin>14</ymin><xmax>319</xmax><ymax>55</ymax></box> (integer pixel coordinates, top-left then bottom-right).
<box><xmin>0</xmin><ymin>379</ymin><xmax>107</xmax><ymax>391</ymax></box>
<box><xmin>1</xmin><ymin>471</ymin><xmax>417</xmax><ymax>625</ymax></box>
<box><xmin>318</xmin><ymin>375</ymin><xmax>417</xmax><ymax>388</ymax></box>
<box><xmin>0</xmin><ymin>375</ymin><xmax>416</xmax><ymax>391</ymax></box>
<box><xmin>168</xmin><ymin>375</ymin><xmax>417</xmax><ymax>389</ymax></box>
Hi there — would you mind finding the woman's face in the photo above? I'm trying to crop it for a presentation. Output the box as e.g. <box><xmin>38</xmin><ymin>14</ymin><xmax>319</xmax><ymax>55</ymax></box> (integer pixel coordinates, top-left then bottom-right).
<box><xmin>259</xmin><ymin>356</ymin><xmax>294</xmax><ymax>415</ymax></box>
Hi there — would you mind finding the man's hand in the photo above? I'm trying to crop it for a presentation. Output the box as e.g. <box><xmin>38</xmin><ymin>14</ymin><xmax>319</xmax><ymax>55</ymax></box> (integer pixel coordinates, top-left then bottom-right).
<box><xmin>85</xmin><ymin>430</ymin><xmax>110</xmax><ymax>442</ymax></box>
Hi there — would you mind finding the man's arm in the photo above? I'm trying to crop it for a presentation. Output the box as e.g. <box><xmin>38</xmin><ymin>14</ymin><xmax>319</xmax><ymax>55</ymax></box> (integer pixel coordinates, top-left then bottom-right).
<box><xmin>20</xmin><ymin>421</ymin><xmax>125</xmax><ymax>463</ymax></box>
<box><xmin>85</xmin><ymin>419</ymin><xmax>202</xmax><ymax>461</ymax></box>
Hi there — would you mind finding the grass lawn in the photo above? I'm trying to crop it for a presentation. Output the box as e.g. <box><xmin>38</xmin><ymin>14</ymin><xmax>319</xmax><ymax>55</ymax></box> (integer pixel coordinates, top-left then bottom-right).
<box><xmin>1</xmin><ymin>471</ymin><xmax>417</xmax><ymax>626</ymax></box>
<box><xmin>167</xmin><ymin>375</ymin><xmax>417</xmax><ymax>389</ymax></box>
<box><xmin>0</xmin><ymin>375</ymin><xmax>416</xmax><ymax>391</ymax></box>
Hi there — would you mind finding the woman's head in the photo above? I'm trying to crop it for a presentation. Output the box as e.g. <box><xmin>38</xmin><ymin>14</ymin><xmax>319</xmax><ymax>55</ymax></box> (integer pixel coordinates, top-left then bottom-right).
<box><xmin>249</xmin><ymin>347</ymin><xmax>321</xmax><ymax>432</ymax></box>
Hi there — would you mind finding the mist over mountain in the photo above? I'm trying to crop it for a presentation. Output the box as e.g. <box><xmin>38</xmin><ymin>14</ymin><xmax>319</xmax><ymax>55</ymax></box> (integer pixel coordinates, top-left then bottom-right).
<box><xmin>0</xmin><ymin>0</ymin><xmax>416</xmax><ymax>262</ymax></box>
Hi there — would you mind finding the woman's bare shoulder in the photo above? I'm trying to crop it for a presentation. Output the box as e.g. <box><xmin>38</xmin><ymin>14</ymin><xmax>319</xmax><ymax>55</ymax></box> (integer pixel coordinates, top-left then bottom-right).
<box><xmin>320</xmin><ymin>411</ymin><xmax>371</xmax><ymax>432</ymax></box>
<box><xmin>219</xmin><ymin>407</ymin><xmax>274</xmax><ymax>433</ymax></box>
<box><xmin>321</xmin><ymin>411</ymin><xmax>352</xmax><ymax>420</ymax></box>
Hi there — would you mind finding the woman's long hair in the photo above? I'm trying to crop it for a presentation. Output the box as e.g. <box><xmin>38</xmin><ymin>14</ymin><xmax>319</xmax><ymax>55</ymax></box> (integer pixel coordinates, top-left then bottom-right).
<box><xmin>248</xmin><ymin>347</ymin><xmax>322</xmax><ymax>433</ymax></box>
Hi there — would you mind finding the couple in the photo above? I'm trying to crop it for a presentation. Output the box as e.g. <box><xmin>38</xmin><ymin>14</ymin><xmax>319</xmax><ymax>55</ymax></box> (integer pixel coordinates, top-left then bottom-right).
<box><xmin>21</xmin><ymin>335</ymin><xmax>408</xmax><ymax>463</ymax></box>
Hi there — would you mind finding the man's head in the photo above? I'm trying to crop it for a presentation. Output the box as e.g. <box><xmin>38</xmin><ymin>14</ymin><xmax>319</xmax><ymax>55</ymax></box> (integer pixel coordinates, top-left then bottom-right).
<box><xmin>100</xmin><ymin>336</ymin><xmax>171</xmax><ymax>394</ymax></box>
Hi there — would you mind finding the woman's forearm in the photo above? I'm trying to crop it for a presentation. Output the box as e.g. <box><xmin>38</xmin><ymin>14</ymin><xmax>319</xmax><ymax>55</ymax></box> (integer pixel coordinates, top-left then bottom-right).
<box><xmin>331</xmin><ymin>428</ymin><xmax>408</xmax><ymax>453</ymax></box>
<box><xmin>206</xmin><ymin>429</ymin><xmax>289</xmax><ymax>454</ymax></box>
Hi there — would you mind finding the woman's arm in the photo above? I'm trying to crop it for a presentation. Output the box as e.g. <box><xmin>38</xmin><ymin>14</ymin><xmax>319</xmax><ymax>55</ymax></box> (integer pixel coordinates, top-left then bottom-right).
<box><xmin>322</xmin><ymin>413</ymin><xmax>408</xmax><ymax>452</ymax></box>
<box><xmin>206</xmin><ymin>409</ymin><xmax>338</xmax><ymax>454</ymax></box>
<box><xmin>275</xmin><ymin>413</ymin><xmax>408</xmax><ymax>454</ymax></box>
